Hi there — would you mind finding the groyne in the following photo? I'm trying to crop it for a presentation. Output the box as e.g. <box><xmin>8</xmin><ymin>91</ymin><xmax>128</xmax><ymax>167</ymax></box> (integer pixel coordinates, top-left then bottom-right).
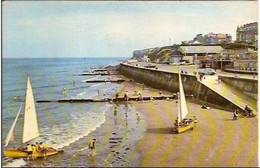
<box><xmin>119</xmin><ymin>63</ymin><xmax>257</xmax><ymax>112</ymax></box>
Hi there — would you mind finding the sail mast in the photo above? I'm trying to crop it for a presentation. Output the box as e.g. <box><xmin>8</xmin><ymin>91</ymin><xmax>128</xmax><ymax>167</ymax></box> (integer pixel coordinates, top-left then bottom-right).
<box><xmin>178</xmin><ymin>67</ymin><xmax>182</xmax><ymax>121</ymax></box>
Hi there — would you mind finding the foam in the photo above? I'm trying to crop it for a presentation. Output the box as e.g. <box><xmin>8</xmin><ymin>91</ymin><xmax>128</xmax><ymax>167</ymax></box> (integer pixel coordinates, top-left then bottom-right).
<box><xmin>3</xmin><ymin>158</ymin><xmax>26</xmax><ymax>167</ymax></box>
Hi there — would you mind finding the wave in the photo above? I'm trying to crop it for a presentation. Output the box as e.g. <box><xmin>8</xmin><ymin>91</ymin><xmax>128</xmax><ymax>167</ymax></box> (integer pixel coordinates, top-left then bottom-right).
<box><xmin>76</xmin><ymin>91</ymin><xmax>87</xmax><ymax>96</ymax></box>
<box><xmin>34</xmin><ymin>104</ymin><xmax>111</xmax><ymax>150</ymax></box>
<box><xmin>2</xmin><ymin>158</ymin><xmax>26</xmax><ymax>167</ymax></box>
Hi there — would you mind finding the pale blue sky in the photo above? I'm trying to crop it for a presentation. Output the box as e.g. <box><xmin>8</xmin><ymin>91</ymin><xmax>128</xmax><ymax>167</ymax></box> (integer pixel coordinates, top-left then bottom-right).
<box><xmin>2</xmin><ymin>1</ymin><xmax>258</xmax><ymax>58</ymax></box>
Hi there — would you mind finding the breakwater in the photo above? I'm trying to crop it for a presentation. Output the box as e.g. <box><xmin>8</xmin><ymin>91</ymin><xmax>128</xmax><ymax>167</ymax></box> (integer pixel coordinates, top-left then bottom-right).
<box><xmin>119</xmin><ymin>63</ymin><xmax>256</xmax><ymax>112</ymax></box>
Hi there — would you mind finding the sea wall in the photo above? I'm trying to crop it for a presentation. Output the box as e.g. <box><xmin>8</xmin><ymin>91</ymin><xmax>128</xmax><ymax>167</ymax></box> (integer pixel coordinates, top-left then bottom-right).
<box><xmin>119</xmin><ymin>63</ymin><xmax>244</xmax><ymax>111</ymax></box>
<box><xmin>220</xmin><ymin>76</ymin><xmax>258</xmax><ymax>100</ymax></box>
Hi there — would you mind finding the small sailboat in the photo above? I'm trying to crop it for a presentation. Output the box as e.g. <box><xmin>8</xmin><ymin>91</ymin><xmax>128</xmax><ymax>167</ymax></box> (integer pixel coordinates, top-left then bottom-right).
<box><xmin>174</xmin><ymin>68</ymin><xmax>197</xmax><ymax>133</ymax></box>
<box><xmin>4</xmin><ymin>75</ymin><xmax>63</xmax><ymax>159</ymax></box>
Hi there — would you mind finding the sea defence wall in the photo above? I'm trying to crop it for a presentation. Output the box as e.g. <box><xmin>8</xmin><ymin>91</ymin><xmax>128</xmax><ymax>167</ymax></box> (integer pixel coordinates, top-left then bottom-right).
<box><xmin>220</xmin><ymin>76</ymin><xmax>258</xmax><ymax>100</ymax></box>
<box><xmin>119</xmin><ymin>63</ymin><xmax>247</xmax><ymax>111</ymax></box>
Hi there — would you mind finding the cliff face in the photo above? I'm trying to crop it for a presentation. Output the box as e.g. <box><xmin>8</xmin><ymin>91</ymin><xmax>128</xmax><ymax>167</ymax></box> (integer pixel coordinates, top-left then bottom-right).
<box><xmin>132</xmin><ymin>45</ymin><xmax>180</xmax><ymax>63</ymax></box>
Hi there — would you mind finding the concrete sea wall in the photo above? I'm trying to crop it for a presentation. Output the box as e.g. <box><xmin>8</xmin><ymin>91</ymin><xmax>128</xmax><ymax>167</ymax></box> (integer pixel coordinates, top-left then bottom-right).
<box><xmin>119</xmin><ymin>63</ymin><xmax>254</xmax><ymax>112</ymax></box>
<box><xmin>220</xmin><ymin>76</ymin><xmax>258</xmax><ymax>100</ymax></box>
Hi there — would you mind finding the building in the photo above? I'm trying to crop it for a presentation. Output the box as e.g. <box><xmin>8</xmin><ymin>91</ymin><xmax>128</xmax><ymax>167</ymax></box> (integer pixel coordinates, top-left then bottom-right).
<box><xmin>187</xmin><ymin>33</ymin><xmax>232</xmax><ymax>45</ymax></box>
<box><xmin>178</xmin><ymin>46</ymin><xmax>225</xmax><ymax>68</ymax></box>
<box><xmin>236</xmin><ymin>22</ymin><xmax>258</xmax><ymax>44</ymax></box>
<box><xmin>204</xmin><ymin>33</ymin><xmax>232</xmax><ymax>45</ymax></box>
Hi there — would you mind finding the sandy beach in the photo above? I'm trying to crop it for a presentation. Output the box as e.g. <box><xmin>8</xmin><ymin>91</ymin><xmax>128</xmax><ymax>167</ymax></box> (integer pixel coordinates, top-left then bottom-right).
<box><xmin>115</xmin><ymin>79</ymin><xmax>258</xmax><ymax>167</ymax></box>
<box><xmin>20</xmin><ymin>77</ymin><xmax>257</xmax><ymax>167</ymax></box>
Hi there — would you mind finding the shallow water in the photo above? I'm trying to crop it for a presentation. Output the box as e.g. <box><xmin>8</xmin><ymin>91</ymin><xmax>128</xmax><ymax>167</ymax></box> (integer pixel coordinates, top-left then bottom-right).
<box><xmin>2</xmin><ymin>57</ymin><xmax>146</xmax><ymax>167</ymax></box>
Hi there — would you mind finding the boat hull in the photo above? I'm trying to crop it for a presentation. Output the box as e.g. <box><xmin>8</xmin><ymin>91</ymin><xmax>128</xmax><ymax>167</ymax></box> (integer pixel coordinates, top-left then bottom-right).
<box><xmin>3</xmin><ymin>148</ymin><xmax>60</xmax><ymax>158</ymax></box>
<box><xmin>174</xmin><ymin>120</ymin><xmax>196</xmax><ymax>133</ymax></box>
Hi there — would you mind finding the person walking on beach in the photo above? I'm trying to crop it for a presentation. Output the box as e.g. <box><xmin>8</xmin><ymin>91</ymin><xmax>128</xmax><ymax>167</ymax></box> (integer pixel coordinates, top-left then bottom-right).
<box><xmin>114</xmin><ymin>106</ymin><xmax>118</xmax><ymax>116</ymax></box>
<box><xmin>233</xmin><ymin>109</ymin><xmax>239</xmax><ymax>120</ymax></box>
<box><xmin>124</xmin><ymin>91</ymin><xmax>129</xmax><ymax>101</ymax></box>
<box><xmin>88</xmin><ymin>138</ymin><xmax>96</xmax><ymax>156</ymax></box>
<box><xmin>115</xmin><ymin>93</ymin><xmax>119</xmax><ymax>100</ymax></box>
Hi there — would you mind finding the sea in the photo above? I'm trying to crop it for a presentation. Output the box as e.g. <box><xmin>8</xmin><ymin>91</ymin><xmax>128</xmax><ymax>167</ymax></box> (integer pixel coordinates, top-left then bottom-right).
<box><xmin>2</xmin><ymin>57</ymin><xmax>144</xmax><ymax>167</ymax></box>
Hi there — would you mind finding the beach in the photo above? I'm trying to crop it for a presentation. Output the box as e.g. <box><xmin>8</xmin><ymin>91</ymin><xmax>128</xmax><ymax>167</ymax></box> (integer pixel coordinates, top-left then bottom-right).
<box><xmin>2</xmin><ymin>58</ymin><xmax>257</xmax><ymax>167</ymax></box>
<box><xmin>112</xmin><ymin>79</ymin><xmax>258</xmax><ymax>167</ymax></box>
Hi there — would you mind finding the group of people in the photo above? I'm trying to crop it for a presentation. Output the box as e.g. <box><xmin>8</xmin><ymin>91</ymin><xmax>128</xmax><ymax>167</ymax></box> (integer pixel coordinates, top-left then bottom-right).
<box><xmin>21</xmin><ymin>142</ymin><xmax>48</xmax><ymax>160</ymax></box>
<box><xmin>174</xmin><ymin>116</ymin><xmax>197</xmax><ymax>127</ymax></box>
<box><xmin>233</xmin><ymin>105</ymin><xmax>255</xmax><ymax>120</ymax></box>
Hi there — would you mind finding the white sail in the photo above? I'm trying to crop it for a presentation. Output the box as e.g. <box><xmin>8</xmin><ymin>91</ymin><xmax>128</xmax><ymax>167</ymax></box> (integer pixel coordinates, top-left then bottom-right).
<box><xmin>5</xmin><ymin>105</ymin><xmax>22</xmax><ymax>147</ymax></box>
<box><xmin>178</xmin><ymin>68</ymin><xmax>188</xmax><ymax>122</ymax></box>
<box><xmin>22</xmin><ymin>76</ymin><xmax>39</xmax><ymax>144</ymax></box>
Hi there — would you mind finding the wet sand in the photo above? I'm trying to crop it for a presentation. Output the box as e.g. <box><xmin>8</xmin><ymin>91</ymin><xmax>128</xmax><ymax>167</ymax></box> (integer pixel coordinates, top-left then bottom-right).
<box><xmin>117</xmin><ymin>80</ymin><xmax>258</xmax><ymax>167</ymax></box>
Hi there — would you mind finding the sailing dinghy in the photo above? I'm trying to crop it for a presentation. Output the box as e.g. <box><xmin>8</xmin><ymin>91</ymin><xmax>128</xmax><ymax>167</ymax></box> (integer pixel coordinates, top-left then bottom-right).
<box><xmin>173</xmin><ymin>68</ymin><xmax>197</xmax><ymax>133</ymax></box>
<box><xmin>3</xmin><ymin>75</ymin><xmax>63</xmax><ymax>158</ymax></box>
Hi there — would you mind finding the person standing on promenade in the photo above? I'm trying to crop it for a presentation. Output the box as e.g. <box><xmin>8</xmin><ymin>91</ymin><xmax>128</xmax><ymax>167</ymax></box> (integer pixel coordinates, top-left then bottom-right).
<box><xmin>199</xmin><ymin>74</ymin><xmax>203</xmax><ymax>81</ymax></box>
<box><xmin>88</xmin><ymin>138</ymin><xmax>96</xmax><ymax>156</ymax></box>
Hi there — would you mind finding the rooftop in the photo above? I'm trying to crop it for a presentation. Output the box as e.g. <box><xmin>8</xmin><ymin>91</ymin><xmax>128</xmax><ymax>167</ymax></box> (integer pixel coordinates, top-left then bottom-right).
<box><xmin>178</xmin><ymin>46</ymin><xmax>224</xmax><ymax>54</ymax></box>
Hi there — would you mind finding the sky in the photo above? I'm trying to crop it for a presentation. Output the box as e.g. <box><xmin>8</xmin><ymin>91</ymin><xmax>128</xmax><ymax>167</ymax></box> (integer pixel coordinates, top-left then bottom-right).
<box><xmin>2</xmin><ymin>1</ymin><xmax>258</xmax><ymax>58</ymax></box>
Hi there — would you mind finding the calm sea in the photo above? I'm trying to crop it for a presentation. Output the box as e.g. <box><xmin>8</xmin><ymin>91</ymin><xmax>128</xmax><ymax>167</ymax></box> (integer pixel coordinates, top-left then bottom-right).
<box><xmin>2</xmin><ymin>57</ymin><xmax>128</xmax><ymax>167</ymax></box>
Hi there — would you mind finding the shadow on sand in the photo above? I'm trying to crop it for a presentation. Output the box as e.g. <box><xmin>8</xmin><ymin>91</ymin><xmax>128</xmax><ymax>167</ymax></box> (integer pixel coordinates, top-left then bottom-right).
<box><xmin>146</xmin><ymin>127</ymin><xmax>174</xmax><ymax>134</ymax></box>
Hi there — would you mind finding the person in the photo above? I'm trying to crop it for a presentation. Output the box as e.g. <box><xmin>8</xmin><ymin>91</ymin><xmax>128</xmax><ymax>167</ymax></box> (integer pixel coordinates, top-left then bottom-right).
<box><xmin>134</xmin><ymin>91</ymin><xmax>138</xmax><ymax>96</ymax></box>
<box><xmin>150</xmin><ymin>96</ymin><xmax>154</xmax><ymax>101</ymax></box>
<box><xmin>35</xmin><ymin>142</ymin><xmax>40</xmax><ymax>152</ymax></box>
<box><xmin>26</xmin><ymin>144</ymin><xmax>33</xmax><ymax>160</ymax></box>
<box><xmin>174</xmin><ymin>118</ymin><xmax>179</xmax><ymax>127</ymax></box>
<box><xmin>193</xmin><ymin>116</ymin><xmax>197</xmax><ymax>124</ymax></box>
<box><xmin>115</xmin><ymin>93</ymin><xmax>119</xmax><ymax>100</ymax></box>
<box><xmin>138</xmin><ymin>92</ymin><xmax>143</xmax><ymax>101</ymax></box>
<box><xmin>97</xmin><ymin>90</ymin><xmax>100</xmax><ymax>99</ymax></box>
<box><xmin>173</xmin><ymin>93</ymin><xmax>177</xmax><ymax>100</ymax></box>
<box><xmin>124</xmin><ymin>91</ymin><xmax>129</xmax><ymax>101</ymax></box>
<box><xmin>31</xmin><ymin>144</ymin><xmax>37</xmax><ymax>160</ymax></box>
<box><xmin>244</xmin><ymin>105</ymin><xmax>254</xmax><ymax>117</ymax></box>
<box><xmin>199</xmin><ymin>74</ymin><xmax>203</xmax><ymax>81</ymax></box>
<box><xmin>13</xmin><ymin>96</ymin><xmax>20</xmax><ymax>101</ymax></box>
<box><xmin>114</xmin><ymin>106</ymin><xmax>118</xmax><ymax>116</ymax></box>
<box><xmin>202</xmin><ymin>104</ymin><xmax>211</xmax><ymax>109</ymax></box>
<box><xmin>233</xmin><ymin>110</ymin><xmax>239</xmax><ymax>120</ymax></box>
<box><xmin>88</xmin><ymin>138</ymin><xmax>96</xmax><ymax>156</ymax></box>
<box><xmin>218</xmin><ymin>75</ymin><xmax>221</xmax><ymax>84</ymax></box>
<box><xmin>142</xmin><ymin>83</ymin><xmax>145</xmax><ymax>90</ymax></box>
<box><xmin>159</xmin><ymin>91</ymin><xmax>162</xmax><ymax>97</ymax></box>
<box><xmin>61</xmin><ymin>88</ymin><xmax>67</xmax><ymax>94</ymax></box>
<box><xmin>39</xmin><ymin>142</ymin><xmax>48</xmax><ymax>159</ymax></box>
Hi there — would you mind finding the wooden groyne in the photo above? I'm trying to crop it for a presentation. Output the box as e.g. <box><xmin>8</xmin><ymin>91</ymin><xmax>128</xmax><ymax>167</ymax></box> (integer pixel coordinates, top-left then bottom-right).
<box><xmin>36</xmin><ymin>96</ymin><xmax>185</xmax><ymax>103</ymax></box>
<box><xmin>83</xmin><ymin>79</ymin><xmax>126</xmax><ymax>83</ymax></box>
<box><xmin>78</xmin><ymin>73</ymin><xmax>115</xmax><ymax>76</ymax></box>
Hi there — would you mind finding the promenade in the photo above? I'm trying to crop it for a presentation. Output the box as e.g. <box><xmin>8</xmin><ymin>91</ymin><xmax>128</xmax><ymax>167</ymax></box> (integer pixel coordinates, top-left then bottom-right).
<box><xmin>200</xmin><ymin>75</ymin><xmax>257</xmax><ymax>114</ymax></box>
